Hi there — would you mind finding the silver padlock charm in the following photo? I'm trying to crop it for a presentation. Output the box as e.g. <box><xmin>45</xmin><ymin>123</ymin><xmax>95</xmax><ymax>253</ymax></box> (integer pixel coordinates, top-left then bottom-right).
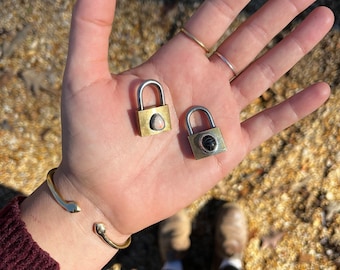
<box><xmin>186</xmin><ymin>106</ymin><xmax>226</xmax><ymax>160</ymax></box>
<box><xmin>137</xmin><ymin>79</ymin><xmax>171</xmax><ymax>137</ymax></box>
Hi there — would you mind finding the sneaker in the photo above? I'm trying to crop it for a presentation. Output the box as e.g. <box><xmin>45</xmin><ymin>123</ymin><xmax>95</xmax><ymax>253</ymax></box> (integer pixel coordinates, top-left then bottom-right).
<box><xmin>159</xmin><ymin>209</ymin><xmax>192</xmax><ymax>262</ymax></box>
<box><xmin>212</xmin><ymin>203</ymin><xmax>248</xmax><ymax>270</ymax></box>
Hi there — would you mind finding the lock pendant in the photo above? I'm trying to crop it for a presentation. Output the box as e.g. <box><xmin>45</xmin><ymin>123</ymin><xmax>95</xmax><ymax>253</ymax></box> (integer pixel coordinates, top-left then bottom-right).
<box><xmin>137</xmin><ymin>80</ymin><xmax>171</xmax><ymax>137</ymax></box>
<box><xmin>186</xmin><ymin>106</ymin><xmax>226</xmax><ymax>160</ymax></box>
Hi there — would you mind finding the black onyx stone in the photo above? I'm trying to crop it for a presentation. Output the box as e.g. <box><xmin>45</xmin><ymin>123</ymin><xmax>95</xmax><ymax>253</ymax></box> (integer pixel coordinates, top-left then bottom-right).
<box><xmin>201</xmin><ymin>135</ymin><xmax>217</xmax><ymax>152</ymax></box>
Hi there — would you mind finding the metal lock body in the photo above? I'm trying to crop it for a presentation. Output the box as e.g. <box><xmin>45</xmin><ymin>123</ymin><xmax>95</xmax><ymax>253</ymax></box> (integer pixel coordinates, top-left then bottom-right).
<box><xmin>186</xmin><ymin>106</ymin><xmax>226</xmax><ymax>160</ymax></box>
<box><xmin>137</xmin><ymin>79</ymin><xmax>171</xmax><ymax>136</ymax></box>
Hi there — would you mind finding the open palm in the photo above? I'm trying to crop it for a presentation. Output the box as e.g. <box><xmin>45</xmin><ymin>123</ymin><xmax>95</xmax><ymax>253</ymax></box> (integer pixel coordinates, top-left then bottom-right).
<box><xmin>57</xmin><ymin>0</ymin><xmax>334</xmax><ymax>235</ymax></box>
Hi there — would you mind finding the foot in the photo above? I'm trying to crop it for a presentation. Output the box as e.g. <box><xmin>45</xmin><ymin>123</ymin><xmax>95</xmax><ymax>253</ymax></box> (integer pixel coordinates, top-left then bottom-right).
<box><xmin>212</xmin><ymin>203</ymin><xmax>248</xmax><ymax>270</ymax></box>
<box><xmin>159</xmin><ymin>209</ymin><xmax>192</xmax><ymax>262</ymax></box>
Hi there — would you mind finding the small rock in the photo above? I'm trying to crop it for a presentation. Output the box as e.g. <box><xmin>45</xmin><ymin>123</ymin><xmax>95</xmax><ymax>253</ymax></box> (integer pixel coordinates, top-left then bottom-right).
<box><xmin>260</xmin><ymin>231</ymin><xmax>285</xmax><ymax>249</ymax></box>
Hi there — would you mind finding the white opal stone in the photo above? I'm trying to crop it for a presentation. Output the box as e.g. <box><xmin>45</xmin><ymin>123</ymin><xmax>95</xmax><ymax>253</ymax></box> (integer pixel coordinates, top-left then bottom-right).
<box><xmin>150</xmin><ymin>113</ymin><xmax>165</xmax><ymax>131</ymax></box>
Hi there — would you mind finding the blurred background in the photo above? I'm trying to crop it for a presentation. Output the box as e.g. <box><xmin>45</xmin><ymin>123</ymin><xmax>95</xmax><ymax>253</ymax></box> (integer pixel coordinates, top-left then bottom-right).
<box><xmin>0</xmin><ymin>0</ymin><xmax>339</xmax><ymax>269</ymax></box>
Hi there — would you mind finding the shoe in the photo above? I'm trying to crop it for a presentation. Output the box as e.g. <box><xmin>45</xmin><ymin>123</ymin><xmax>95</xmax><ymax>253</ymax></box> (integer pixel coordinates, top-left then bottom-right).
<box><xmin>212</xmin><ymin>203</ymin><xmax>248</xmax><ymax>270</ymax></box>
<box><xmin>159</xmin><ymin>209</ymin><xmax>192</xmax><ymax>262</ymax></box>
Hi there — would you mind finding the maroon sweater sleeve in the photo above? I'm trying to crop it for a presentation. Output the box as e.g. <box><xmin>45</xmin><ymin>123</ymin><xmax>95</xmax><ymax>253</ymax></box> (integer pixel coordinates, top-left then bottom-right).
<box><xmin>0</xmin><ymin>197</ymin><xmax>59</xmax><ymax>270</ymax></box>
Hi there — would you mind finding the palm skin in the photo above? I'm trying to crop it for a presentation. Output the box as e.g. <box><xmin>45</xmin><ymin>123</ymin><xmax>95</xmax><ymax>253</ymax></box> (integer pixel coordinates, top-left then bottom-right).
<box><xmin>56</xmin><ymin>0</ymin><xmax>334</xmax><ymax>236</ymax></box>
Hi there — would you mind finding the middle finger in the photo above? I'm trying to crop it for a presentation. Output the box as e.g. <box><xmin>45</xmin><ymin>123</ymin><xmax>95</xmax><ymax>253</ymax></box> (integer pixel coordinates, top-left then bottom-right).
<box><xmin>210</xmin><ymin>0</ymin><xmax>317</xmax><ymax>78</ymax></box>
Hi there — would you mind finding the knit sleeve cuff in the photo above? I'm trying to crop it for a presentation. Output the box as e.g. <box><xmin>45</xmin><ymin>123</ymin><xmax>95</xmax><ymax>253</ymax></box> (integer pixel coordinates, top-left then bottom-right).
<box><xmin>0</xmin><ymin>197</ymin><xmax>60</xmax><ymax>269</ymax></box>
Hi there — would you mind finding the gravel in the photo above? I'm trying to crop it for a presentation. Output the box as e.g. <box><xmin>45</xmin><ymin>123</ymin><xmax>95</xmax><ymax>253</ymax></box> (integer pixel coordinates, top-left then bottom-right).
<box><xmin>0</xmin><ymin>1</ymin><xmax>339</xmax><ymax>269</ymax></box>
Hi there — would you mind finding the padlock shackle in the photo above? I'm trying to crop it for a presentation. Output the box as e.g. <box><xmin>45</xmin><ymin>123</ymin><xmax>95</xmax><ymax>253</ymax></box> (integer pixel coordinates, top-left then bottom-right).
<box><xmin>186</xmin><ymin>106</ymin><xmax>216</xmax><ymax>135</ymax></box>
<box><xmin>137</xmin><ymin>79</ymin><xmax>166</xmax><ymax>110</ymax></box>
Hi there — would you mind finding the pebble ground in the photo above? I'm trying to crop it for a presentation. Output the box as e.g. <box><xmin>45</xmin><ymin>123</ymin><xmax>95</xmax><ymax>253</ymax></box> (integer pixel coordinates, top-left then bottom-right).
<box><xmin>0</xmin><ymin>1</ymin><xmax>339</xmax><ymax>269</ymax></box>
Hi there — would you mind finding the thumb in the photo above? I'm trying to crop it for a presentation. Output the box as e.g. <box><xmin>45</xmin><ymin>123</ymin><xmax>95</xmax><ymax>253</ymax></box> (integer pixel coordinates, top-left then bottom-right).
<box><xmin>64</xmin><ymin>0</ymin><xmax>116</xmax><ymax>90</ymax></box>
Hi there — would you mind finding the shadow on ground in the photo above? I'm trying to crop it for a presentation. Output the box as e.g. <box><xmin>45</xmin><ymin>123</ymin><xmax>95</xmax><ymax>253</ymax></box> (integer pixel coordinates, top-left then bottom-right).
<box><xmin>0</xmin><ymin>185</ymin><xmax>23</xmax><ymax>209</ymax></box>
<box><xmin>106</xmin><ymin>199</ymin><xmax>228</xmax><ymax>270</ymax></box>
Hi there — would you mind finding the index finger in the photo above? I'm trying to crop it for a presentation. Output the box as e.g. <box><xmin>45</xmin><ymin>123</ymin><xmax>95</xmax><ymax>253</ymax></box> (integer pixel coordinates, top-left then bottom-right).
<box><xmin>182</xmin><ymin>0</ymin><xmax>250</xmax><ymax>51</ymax></box>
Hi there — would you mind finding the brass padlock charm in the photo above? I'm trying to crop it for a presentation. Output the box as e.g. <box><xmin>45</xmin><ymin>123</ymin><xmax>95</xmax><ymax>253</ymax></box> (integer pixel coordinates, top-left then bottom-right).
<box><xmin>137</xmin><ymin>80</ymin><xmax>171</xmax><ymax>136</ymax></box>
<box><xmin>186</xmin><ymin>106</ymin><xmax>226</xmax><ymax>160</ymax></box>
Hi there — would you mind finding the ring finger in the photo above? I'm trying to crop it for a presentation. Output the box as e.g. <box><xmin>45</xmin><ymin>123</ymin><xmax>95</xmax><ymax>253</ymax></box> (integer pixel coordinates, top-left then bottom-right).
<box><xmin>232</xmin><ymin>7</ymin><xmax>334</xmax><ymax>108</ymax></box>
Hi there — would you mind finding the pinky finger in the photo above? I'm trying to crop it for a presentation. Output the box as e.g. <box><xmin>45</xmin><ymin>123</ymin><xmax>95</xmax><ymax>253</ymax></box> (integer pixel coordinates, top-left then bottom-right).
<box><xmin>241</xmin><ymin>82</ymin><xmax>331</xmax><ymax>152</ymax></box>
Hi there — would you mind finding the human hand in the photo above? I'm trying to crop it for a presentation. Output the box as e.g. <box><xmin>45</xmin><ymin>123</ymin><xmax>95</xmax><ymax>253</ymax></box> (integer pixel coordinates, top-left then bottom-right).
<box><xmin>57</xmin><ymin>0</ymin><xmax>334</xmax><ymax>237</ymax></box>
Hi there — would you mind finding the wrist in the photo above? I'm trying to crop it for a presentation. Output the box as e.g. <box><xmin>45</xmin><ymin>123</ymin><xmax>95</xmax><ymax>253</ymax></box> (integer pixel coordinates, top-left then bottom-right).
<box><xmin>20</xmin><ymin>168</ymin><xmax>131</xmax><ymax>270</ymax></box>
<box><xmin>48</xmin><ymin>168</ymin><xmax>131</xmax><ymax>247</ymax></box>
